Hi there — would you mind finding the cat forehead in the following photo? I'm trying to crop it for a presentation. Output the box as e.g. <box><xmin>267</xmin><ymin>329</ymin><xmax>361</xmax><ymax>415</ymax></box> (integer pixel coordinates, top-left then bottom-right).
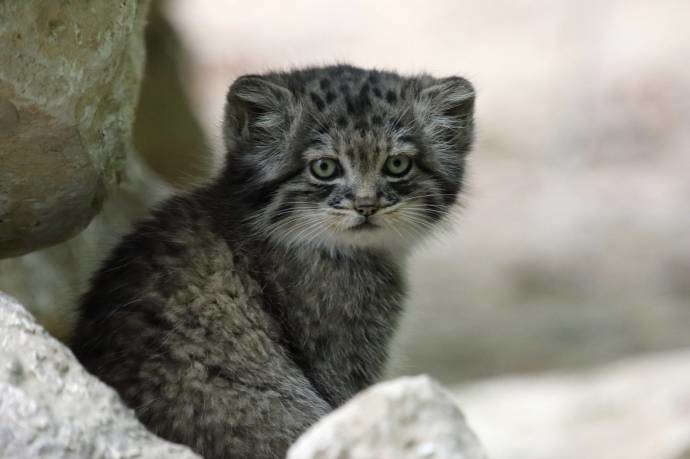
<box><xmin>284</xmin><ymin>68</ymin><xmax>426</xmax><ymax>166</ymax></box>
<box><xmin>283</xmin><ymin>66</ymin><xmax>416</xmax><ymax>95</ymax></box>
<box><xmin>280</xmin><ymin>66</ymin><xmax>427</xmax><ymax>123</ymax></box>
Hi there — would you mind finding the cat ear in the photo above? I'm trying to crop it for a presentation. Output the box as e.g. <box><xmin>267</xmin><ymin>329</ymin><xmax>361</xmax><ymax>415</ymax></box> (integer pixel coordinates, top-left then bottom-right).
<box><xmin>420</xmin><ymin>76</ymin><xmax>475</xmax><ymax>153</ymax></box>
<box><xmin>421</xmin><ymin>76</ymin><xmax>475</xmax><ymax>120</ymax></box>
<box><xmin>224</xmin><ymin>75</ymin><xmax>294</xmax><ymax>151</ymax></box>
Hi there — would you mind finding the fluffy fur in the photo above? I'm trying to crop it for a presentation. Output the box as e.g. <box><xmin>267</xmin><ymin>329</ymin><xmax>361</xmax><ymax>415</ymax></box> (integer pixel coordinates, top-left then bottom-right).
<box><xmin>70</xmin><ymin>65</ymin><xmax>475</xmax><ymax>458</ymax></box>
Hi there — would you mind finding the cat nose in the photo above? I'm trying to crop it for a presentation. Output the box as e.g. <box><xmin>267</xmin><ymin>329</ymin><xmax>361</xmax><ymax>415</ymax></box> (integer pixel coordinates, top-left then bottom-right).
<box><xmin>354</xmin><ymin>198</ymin><xmax>378</xmax><ymax>217</ymax></box>
<box><xmin>355</xmin><ymin>205</ymin><xmax>377</xmax><ymax>217</ymax></box>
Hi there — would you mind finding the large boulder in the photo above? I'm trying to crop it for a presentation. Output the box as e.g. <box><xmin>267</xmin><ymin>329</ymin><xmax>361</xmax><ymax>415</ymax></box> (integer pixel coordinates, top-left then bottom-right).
<box><xmin>288</xmin><ymin>375</ymin><xmax>487</xmax><ymax>459</ymax></box>
<box><xmin>0</xmin><ymin>1</ymin><xmax>151</xmax><ymax>258</ymax></box>
<box><xmin>0</xmin><ymin>291</ymin><xmax>200</xmax><ymax>459</ymax></box>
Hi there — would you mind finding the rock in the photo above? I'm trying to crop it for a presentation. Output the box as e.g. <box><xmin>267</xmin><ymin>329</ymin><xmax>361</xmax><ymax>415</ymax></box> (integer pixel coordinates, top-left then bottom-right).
<box><xmin>0</xmin><ymin>291</ymin><xmax>485</xmax><ymax>459</ymax></box>
<box><xmin>0</xmin><ymin>152</ymin><xmax>171</xmax><ymax>342</ymax></box>
<box><xmin>453</xmin><ymin>349</ymin><xmax>690</xmax><ymax>459</ymax></box>
<box><xmin>0</xmin><ymin>1</ymin><xmax>152</xmax><ymax>257</ymax></box>
<box><xmin>288</xmin><ymin>375</ymin><xmax>487</xmax><ymax>459</ymax></box>
<box><xmin>0</xmin><ymin>291</ymin><xmax>200</xmax><ymax>459</ymax></box>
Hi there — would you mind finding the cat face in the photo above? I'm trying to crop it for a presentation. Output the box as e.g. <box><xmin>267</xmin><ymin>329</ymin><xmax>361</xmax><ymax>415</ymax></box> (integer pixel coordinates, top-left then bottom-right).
<box><xmin>222</xmin><ymin>65</ymin><xmax>474</xmax><ymax>252</ymax></box>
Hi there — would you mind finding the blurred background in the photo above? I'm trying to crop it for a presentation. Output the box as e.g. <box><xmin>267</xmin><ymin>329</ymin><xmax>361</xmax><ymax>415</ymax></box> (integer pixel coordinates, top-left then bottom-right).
<box><xmin>3</xmin><ymin>0</ymin><xmax>690</xmax><ymax>457</ymax></box>
<box><xmin>153</xmin><ymin>1</ymin><xmax>690</xmax><ymax>456</ymax></box>
<box><xmin>148</xmin><ymin>0</ymin><xmax>690</xmax><ymax>381</ymax></box>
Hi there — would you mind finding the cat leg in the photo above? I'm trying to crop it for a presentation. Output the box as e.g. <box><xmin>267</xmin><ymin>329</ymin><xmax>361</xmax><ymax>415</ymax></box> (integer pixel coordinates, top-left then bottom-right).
<box><xmin>133</xmin><ymin>360</ymin><xmax>331</xmax><ymax>459</ymax></box>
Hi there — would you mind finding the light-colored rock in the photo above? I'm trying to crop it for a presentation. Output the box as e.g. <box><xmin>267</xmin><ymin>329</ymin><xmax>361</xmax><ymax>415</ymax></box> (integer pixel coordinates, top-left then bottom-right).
<box><xmin>288</xmin><ymin>375</ymin><xmax>486</xmax><ymax>459</ymax></box>
<box><xmin>0</xmin><ymin>1</ymin><xmax>151</xmax><ymax>257</ymax></box>
<box><xmin>0</xmin><ymin>291</ymin><xmax>200</xmax><ymax>459</ymax></box>
<box><xmin>454</xmin><ymin>349</ymin><xmax>690</xmax><ymax>459</ymax></box>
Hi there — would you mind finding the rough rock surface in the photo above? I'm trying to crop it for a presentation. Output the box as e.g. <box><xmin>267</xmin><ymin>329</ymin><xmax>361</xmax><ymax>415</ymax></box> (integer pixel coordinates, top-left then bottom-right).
<box><xmin>0</xmin><ymin>1</ymin><xmax>151</xmax><ymax>257</ymax></box>
<box><xmin>0</xmin><ymin>153</ymin><xmax>171</xmax><ymax>342</ymax></box>
<box><xmin>288</xmin><ymin>375</ymin><xmax>487</xmax><ymax>459</ymax></box>
<box><xmin>454</xmin><ymin>349</ymin><xmax>690</xmax><ymax>459</ymax></box>
<box><xmin>0</xmin><ymin>291</ymin><xmax>200</xmax><ymax>459</ymax></box>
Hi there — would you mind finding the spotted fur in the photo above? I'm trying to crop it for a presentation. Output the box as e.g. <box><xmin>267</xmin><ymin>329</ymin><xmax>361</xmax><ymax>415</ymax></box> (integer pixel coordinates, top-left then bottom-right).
<box><xmin>71</xmin><ymin>65</ymin><xmax>475</xmax><ymax>459</ymax></box>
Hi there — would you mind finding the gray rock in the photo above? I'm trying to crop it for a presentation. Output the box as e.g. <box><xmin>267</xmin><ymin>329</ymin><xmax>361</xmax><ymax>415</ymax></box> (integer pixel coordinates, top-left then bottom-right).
<box><xmin>0</xmin><ymin>152</ymin><xmax>171</xmax><ymax>342</ymax></box>
<box><xmin>0</xmin><ymin>1</ymin><xmax>151</xmax><ymax>257</ymax></box>
<box><xmin>0</xmin><ymin>292</ymin><xmax>486</xmax><ymax>459</ymax></box>
<box><xmin>0</xmin><ymin>291</ymin><xmax>200</xmax><ymax>459</ymax></box>
<box><xmin>288</xmin><ymin>375</ymin><xmax>487</xmax><ymax>459</ymax></box>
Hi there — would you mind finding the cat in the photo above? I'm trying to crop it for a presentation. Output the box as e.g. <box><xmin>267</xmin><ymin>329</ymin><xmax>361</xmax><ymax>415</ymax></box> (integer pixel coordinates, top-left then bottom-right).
<box><xmin>70</xmin><ymin>64</ymin><xmax>475</xmax><ymax>459</ymax></box>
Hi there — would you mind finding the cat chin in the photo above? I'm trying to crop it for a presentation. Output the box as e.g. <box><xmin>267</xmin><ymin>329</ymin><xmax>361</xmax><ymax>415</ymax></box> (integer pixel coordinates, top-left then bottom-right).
<box><xmin>262</xmin><ymin>212</ymin><xmax>437</xmax><ymax>253</ymax></box>
<box><xmin>296</xmin><ymin>226</ymin><xmax>425</xmax><ymax>254</ymax></box>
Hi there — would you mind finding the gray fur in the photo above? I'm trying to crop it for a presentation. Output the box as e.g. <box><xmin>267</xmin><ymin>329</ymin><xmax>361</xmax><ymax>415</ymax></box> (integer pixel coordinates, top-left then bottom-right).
<box><xmin>71</xmin><ymin>65</ymin><xmax>475</xmax><ymax>458</ymax></box>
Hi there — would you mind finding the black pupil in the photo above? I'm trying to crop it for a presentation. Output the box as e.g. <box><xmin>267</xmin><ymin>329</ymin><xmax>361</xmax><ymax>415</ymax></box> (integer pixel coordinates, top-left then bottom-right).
<box><xmin>393</xmin><ymin>159</ymin><xmax>401</xmax><ymax>168</ymax></box>
<box><xmin>320</xmin><ymin>162</ymin><xmax>329</xmax><ymax>171</ymax></box>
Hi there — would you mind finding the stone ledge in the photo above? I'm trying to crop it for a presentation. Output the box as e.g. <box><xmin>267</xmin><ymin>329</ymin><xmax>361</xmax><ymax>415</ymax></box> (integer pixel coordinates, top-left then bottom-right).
<box><xmin>289</xmin><ymin>375</ymin><xmax>487</xmax><ymax>459</ymax></box>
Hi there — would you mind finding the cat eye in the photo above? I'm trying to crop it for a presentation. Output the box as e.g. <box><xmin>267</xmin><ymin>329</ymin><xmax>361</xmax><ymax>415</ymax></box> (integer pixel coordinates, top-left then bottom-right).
<box><xmin>383</xmin><ymin>155</ymin><xmax>412</xmax><ymax>177</ymax></box>
<box><xmin>309</xmin><ymin>158</ymin><xmax>341</xmax><ymax>180</ymax></box>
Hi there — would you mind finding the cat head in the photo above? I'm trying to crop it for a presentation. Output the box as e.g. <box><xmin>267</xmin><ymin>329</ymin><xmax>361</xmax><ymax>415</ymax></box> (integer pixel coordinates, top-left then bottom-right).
<box><xmin>221</xmin><ymin>65</ymin><xmax>475</xmax><ymax>252</ymax></box>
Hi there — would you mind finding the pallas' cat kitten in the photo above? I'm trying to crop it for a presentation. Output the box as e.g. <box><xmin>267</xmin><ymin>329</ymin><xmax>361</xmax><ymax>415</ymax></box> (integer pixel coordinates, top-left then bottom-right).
<box><xmin>71</xmin><ymin>65</ymin><xmax>475</xmax><ymax>459</ymax></box>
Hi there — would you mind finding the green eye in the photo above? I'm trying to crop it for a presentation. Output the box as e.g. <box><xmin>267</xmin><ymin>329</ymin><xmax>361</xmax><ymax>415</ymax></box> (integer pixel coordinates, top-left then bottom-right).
<box><xmin>310</xmin><ymin>158</ymin><xmax>340</xmax><ymax>180</ymax></box>
<box><xmin>384</xmin><ymin>155</ymin><xmax>412</xmax><ymax>177</ymax></box>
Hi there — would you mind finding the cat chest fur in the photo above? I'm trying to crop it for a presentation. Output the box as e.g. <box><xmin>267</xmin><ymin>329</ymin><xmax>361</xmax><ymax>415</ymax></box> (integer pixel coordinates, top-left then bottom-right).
<box><xmin>257</xmin><ymin>245</ymin><xmax>406</xmax><ymax>406</ymax></box>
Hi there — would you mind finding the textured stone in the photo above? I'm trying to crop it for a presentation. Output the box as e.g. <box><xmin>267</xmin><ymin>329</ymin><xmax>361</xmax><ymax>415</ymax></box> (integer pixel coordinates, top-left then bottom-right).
<box><xmin>0</xmin><ymin>291</ymin><xmax>200</xmax><ymax>459</ymax></box>
<box><xmin>288</xmin><ymin>376</ymin><xmax>486</xmax><ymax>459</ymax></box>
<box><xmin>0</xmin><ymin>1</ymin><xmax>151</xmax><ymax>257</ymax></box>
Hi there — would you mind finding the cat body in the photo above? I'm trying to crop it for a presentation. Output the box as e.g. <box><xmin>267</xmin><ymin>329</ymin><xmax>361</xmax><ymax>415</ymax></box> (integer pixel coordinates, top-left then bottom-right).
<box><xmin>71</xmin><ymin>65</ymin><xmax>475</xmax><ymax>458</ymax></box>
